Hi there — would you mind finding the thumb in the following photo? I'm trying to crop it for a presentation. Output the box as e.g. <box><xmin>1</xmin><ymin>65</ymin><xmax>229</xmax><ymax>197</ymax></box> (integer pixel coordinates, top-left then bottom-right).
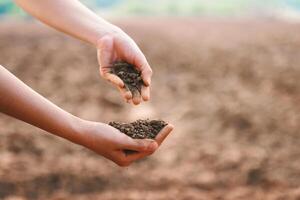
<box><xmin>97</xmin><ymin>35</ymin><xmax>114</xmax><ymax>71</ymax></box>
<box><xmin>97</xmin><ymin>36</ymin><xmax>124</xmax><ymax>88</ymax></box>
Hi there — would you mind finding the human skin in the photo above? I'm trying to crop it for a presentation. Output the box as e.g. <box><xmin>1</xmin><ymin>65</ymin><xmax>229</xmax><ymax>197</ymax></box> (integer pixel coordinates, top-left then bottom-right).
<box><xmin>0</xmin><ymin>65</ymin><xmax>174</xmax><ymax>166</ymax></box>
<box><xmin>0</xmin><ymin>0</ymin><xmax>174</xmax><ymax>166</ymax></box>
<box><xmin>14</xmin><ymin>0</ymin><xmax>152</xmax><ymax>105</ymax></box>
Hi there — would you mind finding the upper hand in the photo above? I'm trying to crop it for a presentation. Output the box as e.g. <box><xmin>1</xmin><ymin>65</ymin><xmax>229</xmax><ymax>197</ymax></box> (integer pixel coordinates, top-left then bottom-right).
<box><xmin>96</xmin><ymin>28</ymin><xmax>153</xmax><ymax>105</ymax></box>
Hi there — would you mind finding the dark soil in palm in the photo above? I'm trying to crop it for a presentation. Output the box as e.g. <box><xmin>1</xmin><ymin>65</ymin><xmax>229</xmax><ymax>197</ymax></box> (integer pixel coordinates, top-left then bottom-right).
<box><xmin>109</xmin><ymin>119</ymin><xmax>167</xmax><ymax>139</ymax></box>
<box><xmin>111</xmin><ymin>61</ymin><xmax>144</xmax><ymax>96</ymax></box>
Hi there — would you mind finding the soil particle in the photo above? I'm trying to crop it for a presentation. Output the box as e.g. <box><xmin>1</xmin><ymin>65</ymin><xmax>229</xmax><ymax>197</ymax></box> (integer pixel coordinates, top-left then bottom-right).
<box><xmin>111</xmin><ymin>61</ymin><xmax>144</xmax><ymax>96</ymax></box>
<box><xmin>109</xmin><ymin>119</ymin><xmax>167</xmax><ymax>139</ymax></box>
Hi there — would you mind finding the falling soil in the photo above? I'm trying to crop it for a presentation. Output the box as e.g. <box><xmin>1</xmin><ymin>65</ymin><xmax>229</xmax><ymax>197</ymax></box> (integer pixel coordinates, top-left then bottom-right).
<box><xmin>111</xmin><ymin>61</ymin><xmax>144</xmax><ymax>96</ymax></box>
<box><xmin>109</xmin><ymin>119</ymin><xmax>167</xmax><ymax>139</ymax></box>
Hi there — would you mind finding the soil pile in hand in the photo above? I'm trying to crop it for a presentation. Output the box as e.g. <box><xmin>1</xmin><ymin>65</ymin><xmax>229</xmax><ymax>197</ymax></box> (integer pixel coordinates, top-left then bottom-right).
<box><xmin>111</xmin><ymin>61</ymin><xmax>144</xmax><ymax>96</ymax></box>
<box><xmin>109</xmin><ymin>119</ymin><xmax>167</xmax><ymax>139</ymax></box>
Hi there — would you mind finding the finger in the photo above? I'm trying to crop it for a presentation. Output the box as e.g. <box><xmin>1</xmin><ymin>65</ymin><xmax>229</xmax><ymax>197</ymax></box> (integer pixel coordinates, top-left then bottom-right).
<box><xmin>155</xmin><ymin>124</ymin><xmax>174</xmax><ymax>146</ymax></box>
<box><xmin>111</xmin><ymin>151</ymin><xmax>149</xmax><ymax>167</ymax></box>
<box><xmin>97</xmin><ymin>36</ymin><xmax>125</xmax><ymax>88</ymax></box>
<box><xmin>141</xmin><ymin>85</ymin><xmax>150</xmax><ymax>101</ymax></box>
<box><xmin>141</xmin><ymin>67</ymin><xmax>152</xmax><ymax>87</ymax></box>
<box><xmin>121</xmin><ymin>138</ymin><xmax>158</xmax><ymax>153</ymax></box>
<box><xmin>132</xmin><ymin>90</ymin><xmax>142</xmax><ymax>105</ymax></box>
<box><xmin>126</xmin><ymin>99</ymin><xmax>133</xmax><ymax>104</ymax></box>
<box><xmin>123</xmin><ymin>149</ymin><xmax>138</xmax><ymax>155</ymax></box>
<box><xmin>133</xmin><ymin>57</ymin><xmax>152</xmax><ymax>87</ymax></box>
<box><xmin>110</xmin><ymin>151</ymin><xmax>131</xmax><ymax>167</ymax></box>
<box><xmin>123</xmin><ymin>151</ymin><xmax>149</xmax><ymax>162</ymax></box>
<box><xmin>130</xmin><ymin>50</ymin><xmax>152</xmax><ymax>86</ymax></box>
<box><xmin>101</xmin><ymin>72</ymin><xmax>125</xmax><ymax>88</ymax></box>
<box><xmin>117</xmin><ymin>86</ymin><xmax>132</xmax><ymax>101</ymax></box>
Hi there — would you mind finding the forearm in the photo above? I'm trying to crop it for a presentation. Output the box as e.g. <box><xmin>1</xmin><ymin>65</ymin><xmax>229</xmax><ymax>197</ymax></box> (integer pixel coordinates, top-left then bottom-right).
<box><xmin>14</xmin><ymin>0</ymin><xmax>118</xmax><ymax>46</ymax></box>
<box><xmin>0</xmin><ymin>65</ymin><xmax>84</xmax><ymax>144</ymax></box>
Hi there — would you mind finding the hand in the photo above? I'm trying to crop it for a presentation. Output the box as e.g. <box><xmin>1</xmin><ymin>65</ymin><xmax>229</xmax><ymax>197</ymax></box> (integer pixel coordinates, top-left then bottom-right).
<box><xmin>96</xmin><ymin>28</ymin><xmax>153</xmax><ymax>105</ymax></box>
<box><xmin>15</xmin><ymin>0</ymin><xmax>151</xmax><ymax>105</ymax></box>
<box><xmin>79</xmin><ymin>120</ymin><xmax>174</xmax><ymax>167</ymax></box>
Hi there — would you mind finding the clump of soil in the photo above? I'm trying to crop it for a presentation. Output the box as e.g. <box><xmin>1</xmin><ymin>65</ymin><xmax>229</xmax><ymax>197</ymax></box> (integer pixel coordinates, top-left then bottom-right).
<box><xmin>111</xmin><ymin>61</ymin><xmax>144</xmax><ymax>96</ymax></box>
<box><xmin>109</xmin><ymin>119</ymin><xmax>167</xmax><ymax>139</ymax></box>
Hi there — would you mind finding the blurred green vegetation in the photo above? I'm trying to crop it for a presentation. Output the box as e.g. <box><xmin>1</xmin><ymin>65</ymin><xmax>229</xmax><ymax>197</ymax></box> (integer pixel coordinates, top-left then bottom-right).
<box><xmin>0</xmin><ymin>0</ymin><xmax>23</xmax><ymax>16</ymax></box>
<box><xmin>113</xmin><ymin>0</ymin><xmax>258</xmax><ymax>15</ymax></box>
<box><xmin>0</xmin><ymin>0</ymin><xmax>299</xmax><ymax>17</ymax></box>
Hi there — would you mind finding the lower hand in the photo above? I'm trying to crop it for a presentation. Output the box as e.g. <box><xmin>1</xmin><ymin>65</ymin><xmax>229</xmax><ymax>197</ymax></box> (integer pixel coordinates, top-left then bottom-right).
<box><xmin>79</xmin><ymin>120</ymin><xmax>173</xmax><ymax>167</ymax></box>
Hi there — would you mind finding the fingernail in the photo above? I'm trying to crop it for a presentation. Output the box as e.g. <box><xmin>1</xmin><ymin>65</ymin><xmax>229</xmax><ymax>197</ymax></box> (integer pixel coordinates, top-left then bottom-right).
<box><xmin>144</xmin><ymin>80</ymin><xmax>150</xmax><ymax>87</ymax></box>
<box><xmin>143</xmin><ymin>95</ymin><xmax>150</xmax><ymax>101</ymax></box>
<box><xmin>133</xmin><ymin>100</ymin><xmax>140</xmax><ymax>105</ymax></box>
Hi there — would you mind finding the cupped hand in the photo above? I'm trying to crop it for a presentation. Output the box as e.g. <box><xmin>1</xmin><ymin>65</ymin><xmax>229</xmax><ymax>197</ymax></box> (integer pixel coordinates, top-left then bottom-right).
<box><xmin>96</xmin><ymin>28</ymin><xmax>152</xmax><ymax>105</ymax></box>
<box><xmin>80</xmin><ymin>120</ymin><xmax>173</xmax><ymax>167</ymax></box>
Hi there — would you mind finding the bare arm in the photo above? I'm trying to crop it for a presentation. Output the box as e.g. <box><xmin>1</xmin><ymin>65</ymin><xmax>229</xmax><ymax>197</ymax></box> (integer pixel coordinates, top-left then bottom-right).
<box><xmin>0</xmin><ymin>65</ymin><xmax>81</xmax><ymax>143</ymax></box>
<box><xmin>15</xmin><ymin>0</ymin><xmax>152</xmax><ymax>105</ymax></box>
<box><xmin>0</xmin><ymin>65</ymin><xmax>173</xmax><ymax>166</ymax></box>
<box><xmin>14</xmin><ymin>0</ymin><xmax>114</xmax><ymax>45</ymax></box>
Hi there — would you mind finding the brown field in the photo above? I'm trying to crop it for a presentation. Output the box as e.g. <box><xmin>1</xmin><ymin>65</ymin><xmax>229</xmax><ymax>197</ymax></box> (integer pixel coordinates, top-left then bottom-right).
<box><xmin>0</xmin><ymin>18</ymin><xmax>300</xmax><ymax>200</ymax></box>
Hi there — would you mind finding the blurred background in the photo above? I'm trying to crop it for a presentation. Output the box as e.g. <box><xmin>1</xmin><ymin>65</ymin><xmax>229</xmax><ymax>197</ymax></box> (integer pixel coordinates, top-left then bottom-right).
<box><xmin>1</xmin><ymin>0</ymin><xmax>300</xmax><ymax>18</ymax></box>
<box><xmin>0</xmin><ymin>0</ymin><xmax>300</xmax><ymax>200</ymax></box>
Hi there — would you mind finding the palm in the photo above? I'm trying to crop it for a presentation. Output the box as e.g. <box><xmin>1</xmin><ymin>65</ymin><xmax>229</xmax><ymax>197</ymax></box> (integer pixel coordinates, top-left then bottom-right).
<box><xmin>97</xmin><ymin>32</ymin><xmax>152</xmax><ymax>105</ymax></box>
<box><xmin>83</xmin><ymin>121</ymin><xmax>174</xmax><ymax>167</ymax></box>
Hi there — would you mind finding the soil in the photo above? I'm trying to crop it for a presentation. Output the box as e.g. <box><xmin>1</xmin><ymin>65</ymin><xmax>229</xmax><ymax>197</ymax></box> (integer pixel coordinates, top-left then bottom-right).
<box><xmin>109</xmin><ymin>119</ymin><xmax>167</xmax><ymax>139</ymax></box>
<box><xmin>0</xmin><ymin>19</ymin><xmax>300</xmax><ymax>200</ymax></box>
<box><xmin>111</xmin><ymin>61</ymin><xmax>144</xmax><ymax>96</ymax></box>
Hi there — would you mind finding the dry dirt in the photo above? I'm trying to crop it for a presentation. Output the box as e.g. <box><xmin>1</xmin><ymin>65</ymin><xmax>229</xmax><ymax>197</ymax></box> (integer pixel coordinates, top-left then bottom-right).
<box><xmin>111</xmin><ymin>61</ymin><xmax>144</xmax><ymax>97</ymax></box>
<box><xmin>109</xmin><ymin>119</ymin><xmax>167</xmax><ymax>139</ymax></box>
<box><xmin>0</xmin><ymin>18</ymin><xmax>300</xmax><ymax>200</ymax></box>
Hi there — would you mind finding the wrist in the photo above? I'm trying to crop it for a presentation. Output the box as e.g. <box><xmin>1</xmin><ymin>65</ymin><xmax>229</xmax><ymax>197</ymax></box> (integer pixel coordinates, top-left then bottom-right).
<box><xmin>71</xmin><ymin>118</ymin><xmax>98</xmax><ymax>148</ymax></box>
<box><xmin>94</xmin><ymin>23</ymin><xmax>123</xmax><ymax>47</ymax></box>
<box><xmin>64</xmin><ymin>116</ymin><xmax>90</xmax><ymax>146</ymax></box>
